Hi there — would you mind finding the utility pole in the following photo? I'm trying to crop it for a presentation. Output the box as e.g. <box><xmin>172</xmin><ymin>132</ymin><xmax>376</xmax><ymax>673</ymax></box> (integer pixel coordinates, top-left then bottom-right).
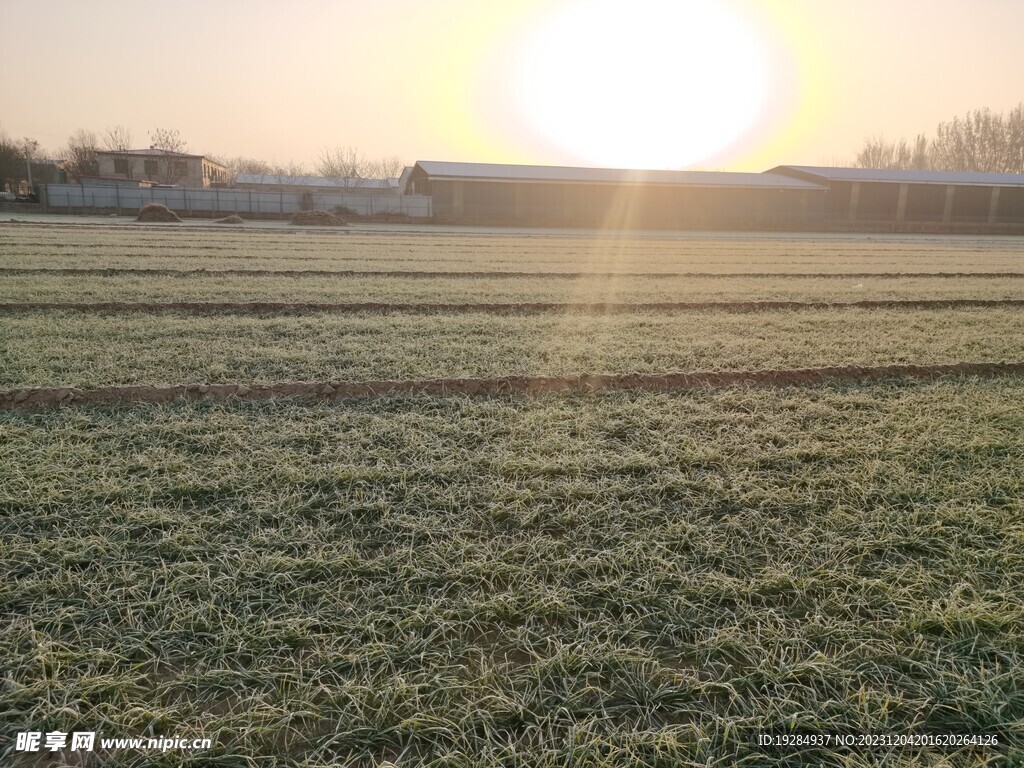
<box><xmin>21</xmin><ymin>138</ymin><xmax>38</xmax><ymax>193</ymax></box>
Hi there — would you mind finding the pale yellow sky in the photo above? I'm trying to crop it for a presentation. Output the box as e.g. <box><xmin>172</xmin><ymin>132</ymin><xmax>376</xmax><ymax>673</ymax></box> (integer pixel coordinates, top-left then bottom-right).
<box><xmin>2</xmin><ymin>0</ymin><xmax>1022</xmax><ymax>171</ymax></box>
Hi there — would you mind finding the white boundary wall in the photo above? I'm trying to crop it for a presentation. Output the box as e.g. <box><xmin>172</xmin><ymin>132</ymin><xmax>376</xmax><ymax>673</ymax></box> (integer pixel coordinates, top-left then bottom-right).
<box><xmin>41</xmin><ymin>184</ymin><xmax>432</xmax><ymax>218</ymax></box>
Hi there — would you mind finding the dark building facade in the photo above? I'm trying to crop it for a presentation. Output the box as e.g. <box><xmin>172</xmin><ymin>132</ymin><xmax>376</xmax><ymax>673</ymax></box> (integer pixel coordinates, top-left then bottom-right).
<box><xmin>407</xmin><ymin>161</ymin><xmax>827</xmax><ymax>229</ymax></box>
<box><xmin>403</xmin><ymin>161</ymin><xmax>1024</xmax><ymax>231</ymax></box>
<box><xmin>770</xmin><ymin>166</ymin><xmax>1024</xmax><ymax>227</ymax></box>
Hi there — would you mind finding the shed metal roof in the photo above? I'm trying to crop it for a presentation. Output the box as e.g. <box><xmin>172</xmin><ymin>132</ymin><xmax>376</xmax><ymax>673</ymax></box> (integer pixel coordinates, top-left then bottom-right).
<box><xmin>772</xmin><ymin>165</ymin><xmax>1024</xmax><ymax>187</ymax></box>
<box><xmin>235</xmin><ymin>173</ymin><xmax>399</xmax><ymax>189</ymax></box>
<box><xmin>413</xmin><ymin>161</ymin><xmax>825</xmax><ymax>190</ymax></box>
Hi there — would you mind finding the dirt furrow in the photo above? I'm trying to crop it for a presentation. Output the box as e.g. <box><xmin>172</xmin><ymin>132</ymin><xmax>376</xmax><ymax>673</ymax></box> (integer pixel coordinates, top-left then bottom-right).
<box><xmin>1</xmin><ymin>299</ymin><xmax>1023</xmax><ymax>315</ymax></box>
<box><xmin>3</xmin><ymin>362</ymin><xmax>1022</xmax><ymax>411</ymax></box>
<box><xmin>2</xmin><ymin>267</ymin><xmax>1023</xmax><ymax>279</ymax></box>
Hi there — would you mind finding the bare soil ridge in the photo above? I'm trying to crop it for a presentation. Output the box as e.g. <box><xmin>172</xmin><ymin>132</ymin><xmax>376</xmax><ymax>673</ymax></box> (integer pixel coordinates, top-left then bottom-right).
<box><xmin>3</xmin><ymin>267</ymin><xmax>1023</xmax><ymax>280</ymax></box>
<box><xmin>2</xmin><ymin>299</ymin><xmax>1023</xmax><ymax>316</ymax></box>
<box><xmin>3</xmin><ymin>362</ymin><xmax>1023</xmax><ymax>411</ymax></box>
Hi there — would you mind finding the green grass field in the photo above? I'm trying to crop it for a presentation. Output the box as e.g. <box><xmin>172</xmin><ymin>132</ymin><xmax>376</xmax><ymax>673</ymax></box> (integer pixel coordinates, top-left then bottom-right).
<box><xmin>2</xmin><ymin>222</ymin><xmax>1022</xmax><ymax>766</ymax></box>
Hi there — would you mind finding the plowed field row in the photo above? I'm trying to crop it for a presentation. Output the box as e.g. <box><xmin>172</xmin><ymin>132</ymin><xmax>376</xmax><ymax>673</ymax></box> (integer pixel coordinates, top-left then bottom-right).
<box><xmin>6</xmin><ymin>225</ymin><xmax>1024</xmax><ymax>274</ymax></box>
<box><xmin>2</xmin><ymin>299</ymin><xmax>1023</xmax><ymax>315</ymax></box>
<box><xmin>5</xmin><ymin>273</ymin><xmax>1023</xmax><ymax>305</ymax></box>
<box><xmin>4</xmin><ymin>266</ymin><xmax>1023</xmax><ymax>278</ymax></box>
<box><xmin>4</xmin><ymin>362</ymin><xmax>1023</xmax><ymax>410</ymax></box>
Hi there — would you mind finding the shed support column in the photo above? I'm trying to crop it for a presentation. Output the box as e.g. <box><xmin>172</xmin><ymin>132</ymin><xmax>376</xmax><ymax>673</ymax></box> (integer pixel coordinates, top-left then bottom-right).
<box><xmin>848</xmin><ymin>182</ymin><xmax>860</xmax><ymax>221</ymax></box>
<box><xmin>988</xmin><ymin>187</ymin><xmax>1001</xmax><ymax>224</ymax></box>
<box><xmin>453</xmin><ymin>181</ymin><xmax>464</xmax><ymax>218</ymax></box>
<box><xmin>896</xmin><ymin>184</ymin><xmax>908</xmax><ymax>222</ymax></box>
<box><xmin>942</xmin><ymin>185</ymin><xmax>955</xmax><ymax>223</ymax></box>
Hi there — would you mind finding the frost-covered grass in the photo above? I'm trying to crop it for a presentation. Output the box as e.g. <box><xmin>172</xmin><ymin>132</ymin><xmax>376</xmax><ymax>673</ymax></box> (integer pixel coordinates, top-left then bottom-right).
<box><xmin>2</xmin><ymin>273</ymin><xmax>1023</xmax><ymax>304</ymax></box>
<box><xmin>1</xmin><ymin>223</ymin><xmax>1021</xmax><ymax>766</ymax></box>
<box><xmin>2</xmin><ymin>308</ymin><xmax>1023</xmax><ymax>389</ymax></box>
<box><xmin>3</xmin><ymin>223</ymin><xmax>1023</xmax><ymax>273</ymax></box>
<box><xmin>2</xmin><ymin>383</ymin><xmax>1022</xmax><ymax>766</ymax></box>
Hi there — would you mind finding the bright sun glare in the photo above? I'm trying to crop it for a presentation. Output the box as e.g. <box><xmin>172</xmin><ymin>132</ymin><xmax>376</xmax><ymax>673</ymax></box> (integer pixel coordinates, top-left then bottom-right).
<box><xmin>515</xmin><ymin>0</ymin><xmax>770</xmax><ymax>169</ymax></box>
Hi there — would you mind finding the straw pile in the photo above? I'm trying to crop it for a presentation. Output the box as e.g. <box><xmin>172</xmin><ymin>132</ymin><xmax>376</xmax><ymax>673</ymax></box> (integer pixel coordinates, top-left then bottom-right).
<box><xmin>136</xmin><ymin>204</ymin><xmax>182</xmax><ymax>223</ymax></box>
<box><xmin>290</xmin><ymin>210</ymin><xmax>346</xmax><ymax>226</ymax></box>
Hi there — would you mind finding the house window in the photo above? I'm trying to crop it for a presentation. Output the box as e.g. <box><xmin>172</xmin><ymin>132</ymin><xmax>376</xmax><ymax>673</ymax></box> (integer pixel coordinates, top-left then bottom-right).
<box><xmin>174</xmin><ymin>160</ymin><xmax>188</xmax><ymax>176</ymax></box>
<box><xmin>113</xmin><ymin>159</ymin><xmax>129</xmax><ymax>175</ymax></box>
<box><xmin>144</xmin><ymin>160</ymin><xmax>158</xmax><ymax>176</ymax></box>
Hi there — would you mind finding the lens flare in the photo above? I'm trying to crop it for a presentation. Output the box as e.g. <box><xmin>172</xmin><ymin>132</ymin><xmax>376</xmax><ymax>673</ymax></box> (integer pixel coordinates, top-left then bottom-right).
<box><xmin>515</xmin><ymin>0</ymin><xmax>770</xmax><ymax>169</ymax></box>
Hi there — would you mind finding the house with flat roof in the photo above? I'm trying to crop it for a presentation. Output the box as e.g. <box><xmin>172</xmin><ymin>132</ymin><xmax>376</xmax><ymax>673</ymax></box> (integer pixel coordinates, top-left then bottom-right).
<box><xmin>95</xmin><ymin>149</ymin><xmax>227</xmax><ymax>188</ymax></box>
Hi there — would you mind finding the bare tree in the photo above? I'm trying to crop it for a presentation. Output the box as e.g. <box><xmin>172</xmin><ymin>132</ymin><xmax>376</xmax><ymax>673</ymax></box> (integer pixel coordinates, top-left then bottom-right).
<box><xmin>148</xmin><ymin>128</ymin><xmax>189</xmax><ymax>185</ymax></box>
<box><xmin>317</xmin><ymin>146</ymin><xmax>372</xmax><ymax>186</ymax></box>
<box><xmin>317</xmin><ymin>146</ymin><xmax>405</xmax><ymax>185</ymax></box>
<box><xmin>854</xmin><ymin>134</ymin><xmax>929</xmax><ymax>170</ymax></box>
<box><xmin>374</xmin><ymin>155</ymin><xmax>405</xmax><ymax>179</ymax></box>
<box><xmin>232</xmin><ymin>157</ymin><xmax>273</xmax><ymax>176</ymax></box>
<box><xmin>910</xmin><ymin>134</ymin><xmax>930</xmax><ymax>171</ymax></box>
<box><xmin>269</xmin><ymin>160</ymin><xmax>308</xmax><ymax>184</ymax></box>
<box><xmin>0</xmin><ymin>134</ymin><xmax>48</xmax><ymax>194</ymax></box>
<box><xmin>0</xmin><ymin>131</ymin><xmax>24</xmax><ymax>192</ymax></box>
<box><xmin>931</xmin><ymin>106</ymin><xmax>1024</xmax><ymax>173</ymax></box>
<box><xmin>855</xmin><ymin>103</ymin><xmax>1024</xmax><ymax>173</ymax></box>
<box><xmin>855</xmin><ymin>137</ymin><xmax>900</xmax><ymax>169</ymax></box>
<box><xmin>59</xmin><ymin>129</ymin><xmax>100</xmax><ymax>181</ymax></box>
<box><xmin>103</xmin><ymin>125</ymin><xmax>138</xmax><ymax>180</ymax></box>
<box><xmin>208</xmin><ymin>155</ymin><xmax>266</xmax><ymax>185</ymax></box>
<box><xmin>1008</xmin><ymin>103</ymin><xmax>1024</xmax><ymax>174</ymax></box>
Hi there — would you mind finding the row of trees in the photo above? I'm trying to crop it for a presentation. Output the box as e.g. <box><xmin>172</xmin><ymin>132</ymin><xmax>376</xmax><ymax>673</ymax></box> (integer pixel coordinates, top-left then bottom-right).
<box><xmin>57</xmin><ymin>127</ymin><xmax>404</xmax><ymax>187</ymax></box>
<box><xmin>854</xmin><ymin>103</ymin><xmax>1024</xmax><ymax>173</ymax></box>
<box><xmin>212</xmin><ymin>146</ymin><xmax>404</xmax><ymax>187</ymax></box>
<box><xmin>315</xmin><ymin>146</ymin><xmax>404</xmax><ymax>186</ymax></box>
<box><xmin>0</xmin><ymin>132</ymin><xmax>61</xmax><ymax>194</ymax></box>
<box><xmin>0</xmin><ymin>133</ymin><xmax>36</xmax><ymax>192</ymax></box>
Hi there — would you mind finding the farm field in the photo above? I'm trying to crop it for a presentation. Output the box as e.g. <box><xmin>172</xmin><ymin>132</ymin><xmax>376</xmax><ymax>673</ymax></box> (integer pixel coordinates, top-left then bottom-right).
<box><xmin>2</xmin><ymin>221</ymin><xmax>1023</xmax><ymax>767</ymax></box>
<box><xmin>4</xmin><ymin>223</ymin><xmax>1024</xmax><ymax>273</ymax></box>
<box><xmin>3</xmin><ymin>273</ymin><xmax>1024</xmax><ymax>304</ymax></box>
<box><xmin>3</xmin><ymin>309</ymin><xmax>1024</xmax><ymax>390</ymax></box>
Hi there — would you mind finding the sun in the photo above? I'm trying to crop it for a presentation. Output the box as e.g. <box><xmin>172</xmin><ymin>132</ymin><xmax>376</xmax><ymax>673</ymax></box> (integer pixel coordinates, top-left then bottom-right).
<box><xmin>514</xmin><ymin>0</ymin><xmax>770</xmax><ymax>169</ymax></box>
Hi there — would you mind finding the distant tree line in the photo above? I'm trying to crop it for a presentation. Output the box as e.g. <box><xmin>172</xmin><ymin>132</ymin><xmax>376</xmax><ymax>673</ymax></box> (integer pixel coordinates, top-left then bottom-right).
<box><xmin>0</xmin><ymin>132</ymin><xmax>30</xmax><ymax>192</ymax></box>
<box><xmin>855</xmin><ymin>103</ymin><xmax>1024</xmax><ymax>173</ymax></box>
<box><xmin>213</xmin><ymin>146</ymin><xmax>404</xmax><ymax>187</ymax></box>
<box><xmin>0</xmin><ymin>131</ymin><xmax>61</xmax><ymax>195</ymax></box>
<box><xmin>315</xmin><ymin>146</ymin><xmax>404</xmax><ymax>186</ymax></box>
<box><xmin>53</xmin><ymin>126</ymin><xmax>404</xmax><ymax>187</ymax></box>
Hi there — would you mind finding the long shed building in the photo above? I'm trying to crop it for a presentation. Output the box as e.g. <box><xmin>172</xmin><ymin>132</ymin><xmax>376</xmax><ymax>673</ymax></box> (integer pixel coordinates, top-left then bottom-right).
<box><xmin>406</xmin><ymin>161</ymin><xmax>827</xmax><ymax>229</ymax></box>
<box><xmin>770</xmin><ymin>166</ymin><xmax>1024</xmax><ymax>227</ymax></box>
